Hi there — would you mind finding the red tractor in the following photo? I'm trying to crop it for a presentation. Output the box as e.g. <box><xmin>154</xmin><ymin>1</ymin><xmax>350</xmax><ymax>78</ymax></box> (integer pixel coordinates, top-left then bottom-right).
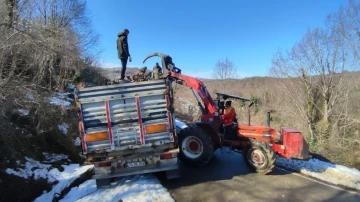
<box><xmin>143</xmin><ymin>53</ymin><xmax>310</xmax><ymax>174</ymax></box>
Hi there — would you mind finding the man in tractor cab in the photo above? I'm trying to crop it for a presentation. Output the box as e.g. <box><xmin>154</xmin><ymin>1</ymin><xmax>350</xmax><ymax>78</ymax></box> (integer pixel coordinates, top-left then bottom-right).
<box><xmin>221</xmin><ymin>100</ymin><xmax>238</xmax><ymax>140</ymax></box>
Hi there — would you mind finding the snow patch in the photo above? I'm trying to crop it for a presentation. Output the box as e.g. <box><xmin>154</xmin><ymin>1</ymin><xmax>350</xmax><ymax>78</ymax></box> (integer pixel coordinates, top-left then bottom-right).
<box><xmin>276</xmin><ymin>157</ymin><xmax>360</xmax><ymax>190</ymax></box>
<box><xmin>57</xmin><ymin>92</ymin><xmax>71</xmax><ymax>98</ymax></box>
<box><xmin>34</xmin><ymin>164</ymin><xmax>94</xmax><ymax>202</ymax></box>
<box><xmin>42</xmin><ymin>152</ymin><xmax>69</xmax><ymax>164</ymax></box>
<box><xmin>175</xmin><ymin>119</ymin><xmax>188</xmax><ymax>129</ymax></box>
<box><xmin>75</xmin><ymin>137</ymin><xmax>81</xmax><ymax>146</ymax></box>
<box><xmin>6</xmin><ymin>156</ymin><xmax>93</xmax><ymax>202</ymax></box>
<box><xmin>48</xmin><ymin>97</ymin><xmax>71</xmax><ymax>107</ymax></box>
<box><xmin>58</xmin><ymin>123</ymin><xmax>69</xmax><ymax>135</ymax></box>
<box><xmin>60</xmin><ymin>180</ymin><xmax>96</xmax><ymax>202</ymax></box>
<box><xmin>17</xmin><ymin>109</ymin><xmax>30</xmax><ymax>116</ymax></box>
<box><xmin>48</xmin><ymin>92</ymin><xmax>74</xmax><ymax>107</ymax></box>
<box><xmin>5</xmin><ymin>157</ymin><xmax>52</xmax><ymax>180</ymax></box>
<box><xmin>62</xmin><ymin>174</ymin><xmax>175</xmax><ymax>202</ymax></box>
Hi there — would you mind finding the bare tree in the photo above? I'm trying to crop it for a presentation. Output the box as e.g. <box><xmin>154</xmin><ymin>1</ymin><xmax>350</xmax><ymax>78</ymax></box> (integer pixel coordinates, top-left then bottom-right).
<box><xmin>271</xmin><ymin>26</ymin><xmax>358</xmax><ymax>141</ymax></box>
<box><xmin>211</xmin><ymin>57</ymin><xmax>238</xmax><ymax>93</ymax></box>
<box><xmin>327</xmin><ymin>0</ymin><xmax>360</xmax><ymax>62</ymax></box>
<box><xmin>212</xmin><ymin>57</ymin><xmax>238</xmax><ymax>80</ymax></box>
<box><xmin>0</xmin><ymin>0</ymin><xmax>100</xmax><ymax>91</ymax></box>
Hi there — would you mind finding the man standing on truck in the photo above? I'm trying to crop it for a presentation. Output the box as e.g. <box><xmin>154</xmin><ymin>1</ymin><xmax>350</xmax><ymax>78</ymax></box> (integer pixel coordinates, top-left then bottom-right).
<box><xmin>117</xmin><ymin>29</ymin><xmax>132</xmax><ymax>80</ymax></box>
<box><xmin>151</xmin><ymin>62</ymin><xmax>162</xmax><ymax>80</ymax></box>
<box><xmin>221</xmin><ymin>100</ymin><xmax>238</xmax><ymax>140</ymax></box>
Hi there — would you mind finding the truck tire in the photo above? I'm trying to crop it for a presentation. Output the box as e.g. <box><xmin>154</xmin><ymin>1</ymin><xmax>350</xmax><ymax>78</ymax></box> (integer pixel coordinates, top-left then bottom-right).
<box><xmin>178</xmin><ymin>125</ymin><xmax>214</xmax><ymax>166</ymax></box>
<box><xmin>242</xmin><ymin>139</ymin><xmax>276</xmax><ymax>174</ymax></box>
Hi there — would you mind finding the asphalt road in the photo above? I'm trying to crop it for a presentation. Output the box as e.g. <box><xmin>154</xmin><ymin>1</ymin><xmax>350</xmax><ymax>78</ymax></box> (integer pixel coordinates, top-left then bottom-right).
<box><xmin>159</xmin><ymin>149</ymin><xmax>360</xmax><ymax>202</ymax></box>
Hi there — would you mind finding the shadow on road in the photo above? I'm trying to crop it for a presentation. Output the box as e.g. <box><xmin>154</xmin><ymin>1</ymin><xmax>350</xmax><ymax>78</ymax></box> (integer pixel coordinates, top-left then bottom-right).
<box><xmin>157</xmin><ymin>148</ymin><xmax>289</xmax><ymax>190</ymax></box>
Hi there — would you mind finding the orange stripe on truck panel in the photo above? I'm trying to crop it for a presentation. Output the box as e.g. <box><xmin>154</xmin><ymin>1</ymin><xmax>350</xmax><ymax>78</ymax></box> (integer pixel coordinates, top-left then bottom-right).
<box><xmin>145</xmin><ymin>123</ymin><xmax>167</xmax><ymax>134</ymax></box>
<box><xmin>86</xmin><ymin>131</ymin><xmax>108</xmax><ymax>142</ymax></box>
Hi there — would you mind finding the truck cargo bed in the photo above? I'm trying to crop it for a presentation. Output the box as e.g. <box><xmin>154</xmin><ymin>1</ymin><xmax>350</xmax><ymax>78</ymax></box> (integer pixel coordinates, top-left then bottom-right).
<box><xmin>76</xmin><ymin>80</ymin><xmax>176</xmax><ymax>154</ymax></box>
<box><xmin>75</xmin><ymin>79</ymin><xmax>179</xmax><ymax>187</ymax></box>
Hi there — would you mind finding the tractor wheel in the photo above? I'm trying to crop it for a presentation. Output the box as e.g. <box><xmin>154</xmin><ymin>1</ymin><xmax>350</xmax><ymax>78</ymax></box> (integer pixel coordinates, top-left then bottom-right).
<box><xmin>242</xmin><ymin>139</ymin><xmax>276</xmax><ymax>174</ymax></box>
<box><xmin>178</xmin><ymin>125</ymin><xmax>214</xmax><ymax>166</ymax></box>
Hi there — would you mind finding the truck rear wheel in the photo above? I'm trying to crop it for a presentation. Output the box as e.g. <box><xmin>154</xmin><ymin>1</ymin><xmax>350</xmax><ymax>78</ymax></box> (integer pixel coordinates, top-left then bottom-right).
<box><xmin>178</xmin><ymin>125</ymin><xmax>214</xmax><ymax>166</ymax></box>
<box><xmin>242</xmin><ymin>139</ymin><xmax>276</xmax><ymax>174</ymax></box>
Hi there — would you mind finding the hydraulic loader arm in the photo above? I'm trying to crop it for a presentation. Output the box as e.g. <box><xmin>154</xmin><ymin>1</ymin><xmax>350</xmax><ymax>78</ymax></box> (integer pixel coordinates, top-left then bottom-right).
<box><xmin>169</xmin><ymin>72</ymin><xmax>217</xmax><ymax>115</ymax></box>
<box><xmin>143</xmin><ymin>53</ymin><xmax>217</xmax><ymax>115</ymax></box>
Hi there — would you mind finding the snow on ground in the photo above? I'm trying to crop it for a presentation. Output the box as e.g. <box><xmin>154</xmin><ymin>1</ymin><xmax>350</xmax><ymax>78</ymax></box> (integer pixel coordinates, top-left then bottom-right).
<box><xmin>57</xmin><ymin>92</ymin><xmax>74</xmax><ymax>101</ymax></box>
<box><xmin>42</xmin><ymin>152</ymin><xmax>69</xmax><ymax>164</ymax></box>
<box><xmin>75</xmin><ymin>137</ymin><xmax>81</xmax><ymax>146</ymax></box>
<box><xmin>48</xmin><ymin>96</ymin><xmax>72</xmax><ymax>107</ymax></box>
<box><xmin>277</xmin><ymin>156</ymin><xmax>360</xmax><ymax>190</ymax></box>
<box><xmin>47</xmin><ymin>88</ymin><xmax>75</xmax><ymax>108</ymax></box>
<box><xmin>175</xmin><ymin>118</ymin><xmax>188</xmax><ymax>129</ymax></box>
<box><xmin>34</xmin><ymin>164</ymin><xmax>94</xmax><ymax>202</ymax></box>
<box><xmin>60</xmin><ymin>179</ymin><xmax>95</xmax><ymax>202</ymax></box>
<box><xmin>58</xmin><ymin>123</ymin><xmax>69</xmax><ymax>135</ymax></box>
<box><xmin>61</xmin><ymin>174</ymin><xmax>175</xmax><ymax>202</ymax></box>
<box><xmin>5</xmin><ymin>156</ymin><xmax>93</xmax><ymax>202</ymax></box>
<box><xmin>17</xmin><ymin>108</ymin><xmax>30</xmax><ymax>116</ymax></box>
<box><xmin>5</xmin><ymin>153</ymin><xmax>174</xmax><ymax>202</ymax></box>
<box><xmin>5</xmin><ymin>157</ymin><xmax>52</xmax><ymax>180</ymax></box>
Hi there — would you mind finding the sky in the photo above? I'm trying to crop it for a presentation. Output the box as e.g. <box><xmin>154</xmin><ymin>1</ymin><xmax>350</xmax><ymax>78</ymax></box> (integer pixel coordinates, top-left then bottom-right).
<box><xmin>86</xmin><ymin>0</ymin><xmax>349</xmax><ymax>78</ymax></box>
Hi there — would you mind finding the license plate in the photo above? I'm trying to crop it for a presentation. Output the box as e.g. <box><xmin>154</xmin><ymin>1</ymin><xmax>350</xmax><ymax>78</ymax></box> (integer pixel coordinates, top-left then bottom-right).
<box><xmin>126</xmin><ymin>161</ymin><xmax>146</xmax><ymax>168</ymax></box>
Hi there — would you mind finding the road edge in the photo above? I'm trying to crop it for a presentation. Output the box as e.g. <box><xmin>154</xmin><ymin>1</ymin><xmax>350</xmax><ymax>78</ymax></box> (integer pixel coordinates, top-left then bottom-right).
<box><xmin>275</xmin><ymin>166</ymin><xmax>360</xmax><ymax>196</ymax></box>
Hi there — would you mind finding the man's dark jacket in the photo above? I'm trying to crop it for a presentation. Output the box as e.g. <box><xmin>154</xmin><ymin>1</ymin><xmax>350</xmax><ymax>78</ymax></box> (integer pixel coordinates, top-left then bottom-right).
<box><xmin>117</xmin><ymin>31</ymin><xmax>130</xmax><ymax>59</ymax></box>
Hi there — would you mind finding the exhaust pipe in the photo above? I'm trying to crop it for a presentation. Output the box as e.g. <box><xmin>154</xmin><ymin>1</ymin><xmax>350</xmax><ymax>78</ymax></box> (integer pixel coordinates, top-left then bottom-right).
<box><xmin>247</xmin><ymin>102</ymin><xmax>254</xmax><ymax>126</ymax></box>
<box><xmin>266</xmin><ymin>111</ymin><xmax>271</xmax><ymax>127</ymax></box>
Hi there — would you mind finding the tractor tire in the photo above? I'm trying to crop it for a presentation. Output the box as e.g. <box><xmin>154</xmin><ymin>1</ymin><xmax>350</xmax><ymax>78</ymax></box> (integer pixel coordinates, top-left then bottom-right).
<box><xmin>242</xmin><ymin>139</ymin><xmax>276</xmax><ymax>174</ymax></box>
<box><xmin>178</xmin><ymin>125</ymin><xmax>214</xmax><ymax>166</ymax></box>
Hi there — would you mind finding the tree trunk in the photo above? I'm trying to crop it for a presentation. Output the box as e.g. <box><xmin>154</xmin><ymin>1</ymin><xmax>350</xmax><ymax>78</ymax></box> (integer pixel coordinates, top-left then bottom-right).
<box><xmin>5</xmin><ymin>0</ymin><xmax>18</xmax><ymax>28</ymax></box>
<box><xmin>321</xmin><ymin>99</ymin><xmax>331</xmax><ymax>137</ymax></box>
